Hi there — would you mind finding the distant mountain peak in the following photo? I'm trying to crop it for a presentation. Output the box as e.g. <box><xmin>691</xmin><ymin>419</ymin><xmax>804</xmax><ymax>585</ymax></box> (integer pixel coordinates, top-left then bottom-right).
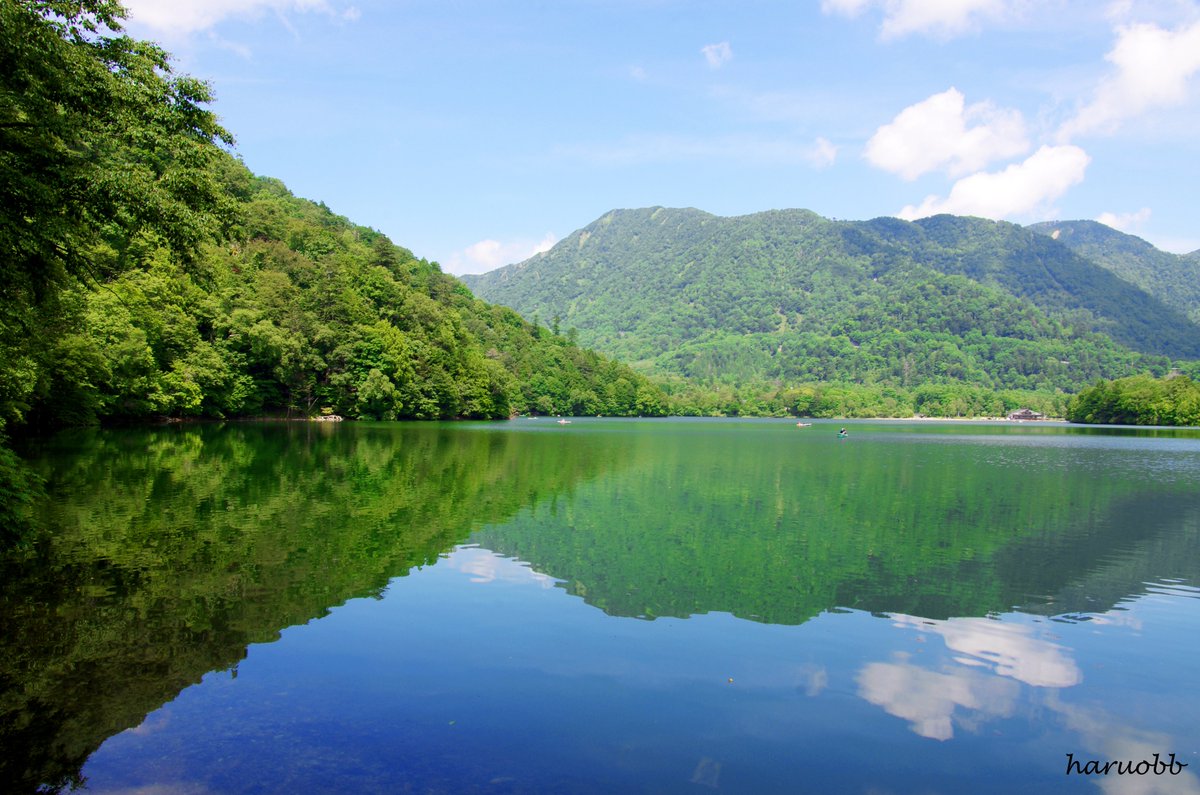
<box><xmin>1027</xmin><ymin>220</ymin><xmax>1200</xmax><ymax>323</ymax></box>
<box><xmin>465</xmin><ymin>207</ymin><xmax>1200</xmax><ymax>391</ymax></box>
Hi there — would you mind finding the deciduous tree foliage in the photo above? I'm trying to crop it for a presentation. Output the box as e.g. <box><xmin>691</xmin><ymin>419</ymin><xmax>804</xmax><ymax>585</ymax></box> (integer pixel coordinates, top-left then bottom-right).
<box><xmin>1068</xmin><ymin>375</ymin><xmax>1200</xmax><ymax>426</ymax></box>
<box><xmin>1028</xmin><ymin>220</ymin><xmax>1200</xmax><ymax>324</ymax></box>
<box><xmin>1</xmin><ymin>0</ymin><xmax>232</xmax><ymax>426</ymax></box>
<box><xmin>0</xmin><ymin>0</ymin><xmax>663</xmax><ymax>430</ymax></box>
<box><xmin>12</xmin><ymin>161</ymin><xmax>667</xmax><ymax>425</ymax></box>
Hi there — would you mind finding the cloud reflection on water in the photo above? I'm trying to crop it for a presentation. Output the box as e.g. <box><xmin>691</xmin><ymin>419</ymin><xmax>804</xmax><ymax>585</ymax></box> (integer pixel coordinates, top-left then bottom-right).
<box><xmin>858</xmin><ymin>614</ymin><xmax>1081</xmax><ymax>740</ymax></box>
<box><xmin>442</xmin><ymin>545</ymin><xmax>561</xmax><ymax>588</ymax></box>
<box><xmin>890</xmin><ymin>614</ymin><xmax>1082</xmax><ymax>688</ymax></box>
<box><xmin>858</xmin><ymin>653</ymin><xmax>1018</xmax><ymax>740</ymax></box>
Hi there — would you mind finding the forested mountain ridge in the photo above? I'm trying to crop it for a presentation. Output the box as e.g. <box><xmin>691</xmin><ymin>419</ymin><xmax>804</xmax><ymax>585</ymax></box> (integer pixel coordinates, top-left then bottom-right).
<box><xmin>2</xmin><ymin>157</ymin><xmax>667</xmax><ymax>431</ymax></box>
<box><xmin>1027</xmin><ymin>220</ymin><xmax>1200</xmax><ymax>323</ymax></box>
<box><xmin>465</xmin><ymin>207</ymin><xmax>1200</xmax><ymax>391</ymax></box>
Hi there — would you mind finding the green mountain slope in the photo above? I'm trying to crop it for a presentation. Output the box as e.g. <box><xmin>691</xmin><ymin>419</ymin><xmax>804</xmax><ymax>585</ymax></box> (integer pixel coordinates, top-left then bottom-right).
<box><xmin>7</xmin><ymin>158</ymin><xmax>667</xmax><ymax>430</ymax></box>
<box><xmin>465</xmin><ymin>208</ymin><xmax>1199</xmax><ymax>391</ymax></box>
<box><xmin>1027</xmin><ymin>220</ymin><xmax>1200</xmax><ymax>323</ymax></box>
<box><xmin>0</xmin><ymin>1</ymin><xmax>666</xmax><ymax>441</ymax></box>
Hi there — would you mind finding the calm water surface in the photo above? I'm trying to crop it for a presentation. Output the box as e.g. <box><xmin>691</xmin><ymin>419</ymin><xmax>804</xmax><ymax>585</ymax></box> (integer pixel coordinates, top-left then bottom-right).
<box><xmin>3</xmin><ymin>419</ymin><xmax>1199</xmax><ymax>794</ymax></box>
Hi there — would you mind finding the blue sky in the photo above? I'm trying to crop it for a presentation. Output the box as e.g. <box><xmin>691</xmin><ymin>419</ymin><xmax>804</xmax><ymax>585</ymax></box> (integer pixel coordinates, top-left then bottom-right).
<box><xmin>121</xmin><ymin>0</ymin><xmax>1200</xmax><ymax>274</ymax></box>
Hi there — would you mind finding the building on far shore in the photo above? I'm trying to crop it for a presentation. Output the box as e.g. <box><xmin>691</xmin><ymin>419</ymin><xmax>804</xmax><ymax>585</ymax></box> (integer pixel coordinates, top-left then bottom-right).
<box><xmin>1007</xmin><ymin>408</ymin><xmax>1044</xmax><ymax>421</ymax></box>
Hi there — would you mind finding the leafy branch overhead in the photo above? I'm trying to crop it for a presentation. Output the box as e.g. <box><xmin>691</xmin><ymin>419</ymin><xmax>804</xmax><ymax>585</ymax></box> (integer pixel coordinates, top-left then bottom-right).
<box><xmin>1</xmin><ymin>0</ymin><xmax>233</xmax><ymax>296</ymax></box>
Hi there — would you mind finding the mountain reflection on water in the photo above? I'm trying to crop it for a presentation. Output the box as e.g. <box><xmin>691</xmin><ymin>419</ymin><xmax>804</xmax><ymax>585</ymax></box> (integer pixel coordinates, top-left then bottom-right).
<box><xmin>2</xmin><ymin>419</ymin><xmax>1199</xmax><ymax>794</ymax></box>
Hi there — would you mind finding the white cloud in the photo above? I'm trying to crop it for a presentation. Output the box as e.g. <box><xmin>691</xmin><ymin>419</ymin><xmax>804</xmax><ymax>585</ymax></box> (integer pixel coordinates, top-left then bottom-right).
<box><xmin>443</xmin><ymin>547</ymin><xmax>559</xmax><ymax>588</ymax></box>
<box><xmin>857</xmin><ymin>656</ymin><xmax>1019</xmax><ymax>740</ymax></box>
<box><xmin>865</xmin><ymin>88</ymin><xmax>1029</xmax><ymax>180</ymax></box>
<box><xmin>123</xmin><ymin>0</ymin><xmax>358</xmax><ymax>38</ymax></box>
<box><xmin>1096</xmin><ymin>207</ymin><xmax>1152</xmax><ymax>231</ymax></box>
<box><xmin>810</xmin><ymin>137</ymin><xmax>839</xmax><ymax>168</ymax></box>
<box><xmin>796</xmin><ymin>663</ymin><xmax>829</xmax><ymax>696</ymax></box>
<box><xmin>1059</xmin><ymin>19</ymin><xmax>1200</xmax><ymax>139</ymax></box>
<box><xmin>701</xmin><ymin>41</ymin><xmax>733</xmax><ymax>69</ymax></box>
<box><xmin>889</xmin><ymin>614</ymin><xmax>1082</xmax><ymax>689</ymax></box>
<box><xmin>858</xmin><ymin>615</ymin><xmax>1083</xmax><ymax>741</ymax></box>
<box><xmin>881</xmin><ymin>0</ymin><xmax>1009</xmax><ymax>39</ymax></box>
<box><xmin>821</xmin><ymin>0</ymin><xmax>1011</xmax><ymax>39</ymax></box>
<box><xmin>445</xmin><ymin>233</ymin><xmax>557</xmax><ymax>276</ymax></box>
<box><xmin>899</xmin><ymin>144</ymin><xmax>1091</xmax><ymax>220</ymax></box>
<box><xmin>820</xmin><ymin>0</ymin><xmax>872</xmax><ymax>16</ymax></box>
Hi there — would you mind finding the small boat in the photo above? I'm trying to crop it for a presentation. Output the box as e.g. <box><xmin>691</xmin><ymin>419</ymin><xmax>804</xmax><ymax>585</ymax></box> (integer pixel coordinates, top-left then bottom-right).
<box><xmin>796</xmin><ymin>422</ymin><xmax>812</xmax><ymax>427</ymax></box>
<box><xmin>557</xmin><ymin>419</ymin><xmax>571</xmax><ymax>425</ymax></box>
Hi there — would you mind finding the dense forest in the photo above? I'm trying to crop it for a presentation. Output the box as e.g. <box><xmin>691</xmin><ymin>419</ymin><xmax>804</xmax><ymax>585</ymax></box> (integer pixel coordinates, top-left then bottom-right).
<box><xmin>0</xmin><ymin>2</ymin><xmax>666</xmax><ymax>442</ymax></box>
<box><xmin>466</xmin><ymin>208</ymin><xmax>1200</xmax><ymax>408</ymax></box>
<box><xmin>1067</xmin><ymin>374</ymin><xmax>1200</xmax><ymax>426</ymax></box>
<box><xmin>11</xmin><ymin>166</ymin><xmax>668</xmax><ymax>426</ymax></box>
<box><xmin>1027</xmin><ymin>220</ymin><xmax>1200</xmax><ymax>324</ymax></box>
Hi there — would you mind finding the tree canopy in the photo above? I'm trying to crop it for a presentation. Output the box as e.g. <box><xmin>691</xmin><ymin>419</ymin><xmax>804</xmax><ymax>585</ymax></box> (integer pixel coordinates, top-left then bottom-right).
<box><xmin>1</xmin><ymin>0</ymin><xmax>233</xmax><ymax>428</ymax></box>
<box><xmin>0</xmin><ymin>0</ymin><xmax>665</xmax><ymax>433</ymax></box>
<box><xmin>1067</xmin><ymin>374</ymin><xmax>1200</xmax><ymax>426</ymax></box>
<box><xmin>1</xmin><ymin>0</ymin><xmax>232</xmax><ymax>290</ymax></box>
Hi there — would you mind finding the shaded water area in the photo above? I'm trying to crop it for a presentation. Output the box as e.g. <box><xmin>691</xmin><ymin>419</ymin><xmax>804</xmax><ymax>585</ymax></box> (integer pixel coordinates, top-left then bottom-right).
<box><xmin>2</xmin><ymin>418</ymin><xmax>1199</xmax><ymax>794</ymax></box>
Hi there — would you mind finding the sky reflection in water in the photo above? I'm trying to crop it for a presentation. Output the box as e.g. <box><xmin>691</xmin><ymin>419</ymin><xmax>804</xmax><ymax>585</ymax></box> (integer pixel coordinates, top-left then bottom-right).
<box><xmin>4</xmin><ymin>420</ymin><xmax>1198</xmax><ymax>794</ymax></box>
<box><xmin>80</xmin><ymin>551</ymin><xmax>1200</xmax><ymax>795</ymax></box>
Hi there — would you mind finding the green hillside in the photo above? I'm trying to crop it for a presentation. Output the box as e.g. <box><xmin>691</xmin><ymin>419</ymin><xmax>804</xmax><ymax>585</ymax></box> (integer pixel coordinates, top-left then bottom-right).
<box><xmin>0</xmin><ymin>1</ymin><xmax>665</xmax><ymax>440</ymax></box>
<box><xmin>1027</xmin><ymin>220</ymin><xmax>1200</xmax><ymax>323</ymax></box>
<box><xmin>9</xmin><ymin>164</ymin><xmax>667</xmax><ymax>428</ymax></box>
<box><xmin>465</xmin><ymin>207</ymin><xmax>1199</xmax><ymax>392</ymax></box>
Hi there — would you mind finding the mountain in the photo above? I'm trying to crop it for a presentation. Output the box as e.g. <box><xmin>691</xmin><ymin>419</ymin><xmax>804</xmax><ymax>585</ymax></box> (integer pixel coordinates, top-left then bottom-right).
<box><xmin>464</xmin><ymin>208</ymin><xmax>1199</xmax><ymax>392</ymax></box>
<box><xmin>1027</xmin><ymin>220</ymin><xmax>1200</xmax><ymax>323</ymax></box>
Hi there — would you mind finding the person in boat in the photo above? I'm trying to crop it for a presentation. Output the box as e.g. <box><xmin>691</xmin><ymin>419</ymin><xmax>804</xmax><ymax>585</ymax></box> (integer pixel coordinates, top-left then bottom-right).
<box><xmin>838</xmin><ymin>427</ymin><xmax>848</xmax><ymax>438</ymax></box>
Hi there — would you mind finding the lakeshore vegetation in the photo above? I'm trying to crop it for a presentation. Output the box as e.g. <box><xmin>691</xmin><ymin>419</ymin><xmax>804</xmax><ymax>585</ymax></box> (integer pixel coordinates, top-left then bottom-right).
<box><xmin>3</xmin><ymin>0</ymin><xmax>1200</xmax><ymax>536</ymax></box>
<box><xmin>0</xmin><ymin>0</ymin><xmax>668</xmax><ymax>442</ymax></box>
<box><xmin>1067</xmin><ymin>374</ymin><xmax>1200</xmax><ymax>426</ymax></box>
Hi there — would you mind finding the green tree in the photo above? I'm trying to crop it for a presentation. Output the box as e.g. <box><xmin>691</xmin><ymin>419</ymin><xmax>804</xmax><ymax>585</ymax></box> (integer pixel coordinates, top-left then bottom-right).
<box><xmin>1</xmin><ymin>0</ymin><xmax>231</xmax><ymax>289</ymax></box>
<box><xmin>1</xmin><ymin>0</ymin><xmax>231</xmax><ymax>428</ymax></box>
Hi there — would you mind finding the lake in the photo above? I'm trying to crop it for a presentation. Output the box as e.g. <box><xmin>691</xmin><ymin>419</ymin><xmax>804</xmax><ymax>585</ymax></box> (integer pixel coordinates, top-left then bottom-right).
<box><xmin>3</xmin><ymin>418</ymin><xmax>1199</xmax><ymax>794</ymax></box>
